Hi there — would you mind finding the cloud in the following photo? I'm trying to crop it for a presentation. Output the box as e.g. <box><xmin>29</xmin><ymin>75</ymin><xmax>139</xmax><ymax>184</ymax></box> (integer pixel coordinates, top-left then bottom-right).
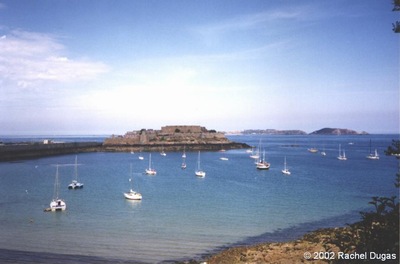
<box><xmin>0</xmin><ymin>29</ymin><xmax>109</xmax><ymax>88</ymax></box>
<box><xmin>193</xmin><ymin>6</ymin><xmax>312</xmax><ymax>46</ymax></box>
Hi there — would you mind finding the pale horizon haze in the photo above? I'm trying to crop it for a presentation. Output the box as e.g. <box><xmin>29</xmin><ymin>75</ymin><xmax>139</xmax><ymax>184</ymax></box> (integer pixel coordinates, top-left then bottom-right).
<box><xmin>0</xmin><ymin>0</ymin><xmax>399</xmax><ymax>135</ymax></box>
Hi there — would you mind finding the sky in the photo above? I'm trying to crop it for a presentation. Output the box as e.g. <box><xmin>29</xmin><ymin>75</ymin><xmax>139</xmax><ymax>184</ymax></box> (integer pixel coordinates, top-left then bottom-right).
<box><xmin>0</xmin><ymin>0</ymin><xmax>399</xmax><ymax>135</ymax></box>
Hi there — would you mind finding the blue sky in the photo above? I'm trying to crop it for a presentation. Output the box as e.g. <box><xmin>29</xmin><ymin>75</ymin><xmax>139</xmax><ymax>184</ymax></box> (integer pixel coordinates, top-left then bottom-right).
<box><xmin>0</xmin><ymin>0</ymin><xmax>398</xmax><ymax>134</ymax></box>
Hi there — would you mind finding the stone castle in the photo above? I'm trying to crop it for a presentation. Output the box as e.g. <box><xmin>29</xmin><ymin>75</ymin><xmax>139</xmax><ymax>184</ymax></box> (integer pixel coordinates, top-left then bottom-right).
<box><xmin>104</xmin><ymin>125</ymin><xmax>229</xmax><ymax>145</ymax></box>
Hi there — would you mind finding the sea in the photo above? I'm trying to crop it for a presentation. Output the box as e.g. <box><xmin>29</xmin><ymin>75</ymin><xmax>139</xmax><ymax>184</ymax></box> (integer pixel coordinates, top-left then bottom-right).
<box><xmin>0</xmin><ymin>134</ymin><xmax>398</xmax><ymax>263</ymax></box>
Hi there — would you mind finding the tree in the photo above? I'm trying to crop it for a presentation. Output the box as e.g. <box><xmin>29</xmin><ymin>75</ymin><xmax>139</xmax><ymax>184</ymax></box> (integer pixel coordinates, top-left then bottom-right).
<box><xmin>393</xmin><ymin>0</ymin><xmax>400</xmax><ymax>32</ymax></box>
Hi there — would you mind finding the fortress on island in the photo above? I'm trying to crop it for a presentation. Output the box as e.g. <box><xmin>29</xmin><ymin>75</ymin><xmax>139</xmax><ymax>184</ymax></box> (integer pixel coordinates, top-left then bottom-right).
<box><xmin>103</xmin><ymin>125</ymin><xmax>247</xmax><ymax>152</ymax></box>
<box><xmin>105</xmin><ymin>125</ymin><xmax>228</xmax><ymax>145</ymax></box>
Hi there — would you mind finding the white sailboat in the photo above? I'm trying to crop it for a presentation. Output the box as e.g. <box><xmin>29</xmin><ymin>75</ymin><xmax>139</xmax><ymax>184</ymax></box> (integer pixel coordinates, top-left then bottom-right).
<box><xmin>138</xmin><ymin>150</ymin><xmax>144</xmax><ymax>160</ymax></box>
<box><xmin>68</xmin><ymin>155</ymin><xmax>83</xmax><ymax>189</ymax></box>
<box><xmin>49</xmin><ymin>165</ymin><xmax>66</xmax><ymax>212</ymax></box>
<box><xmin>367</xmin><ymin>149</ymin><xmax>379</xmax><ymax>160</ymax></box>
<box><xmin>145</xmin><ymin>153</ymin><xmax>157</xmax><ymax>175</ymax></box>
<box><xmin>321</xmin><ymin>145</ymin><xmax>327</xmax><ymax>156</ymax></box>
<box><xmin>195</xmin><ymin>151</ymin><xmax>206</xmax><ymax>177</ymax></box>
<box><xmin>182</xmin><ymin>146</ymin><xmax>186</xmax><ymax>158</ymax></box>
<box><xmin>281</xmin><ymin>156</ymin><xmax>291</xmax><ymax>175</ymax></box>
<box><xmin>250</xmin><ymin>141</ymin><xmax>261</xmax><ymax>159</ymax></box>
<box><xmin>256</xmin><ymin>150</ymin><xmax>270</xmax><ymax>170</ymax></box>
<box><xmin>337</xmin><ymin>144</ymin><xmax>347</xmax><ymax>160</ymax></box>
<box><xmin>160</xmin><ymin>145</ymin><xmax>166</xmax><ymax>156</ymax></box>
<box><xmin>124</xmin><ymin>164</ymin><xmax>142</xmax><ymax>200</ymax></box>
<box><xmin>366</xmin><ymin>140</ymin><xmax>379</xmax><ymax>160</ymax></box>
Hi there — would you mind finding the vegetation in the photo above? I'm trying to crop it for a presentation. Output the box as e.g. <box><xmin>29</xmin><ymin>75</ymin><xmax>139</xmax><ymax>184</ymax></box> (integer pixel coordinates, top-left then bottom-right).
<box><xmin>393</xmin><ymin>0</ymin><xmax>400</xmax><ymax>32</ymax></box>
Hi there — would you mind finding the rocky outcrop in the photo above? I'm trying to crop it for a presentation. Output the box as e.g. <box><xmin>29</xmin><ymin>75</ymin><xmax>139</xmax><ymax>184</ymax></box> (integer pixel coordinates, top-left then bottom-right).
<box><xmin>310</xmin><ymin>128</ymin><xmax>368</xmax><ymax>135</ymax></box>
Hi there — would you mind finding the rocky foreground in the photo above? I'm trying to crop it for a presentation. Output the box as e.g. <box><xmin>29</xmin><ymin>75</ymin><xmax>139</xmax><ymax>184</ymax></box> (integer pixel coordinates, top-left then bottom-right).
<box><xmin>203</xmin><ymin>227</ymin><xmax>344</xmax><ymax>264</ymax></box>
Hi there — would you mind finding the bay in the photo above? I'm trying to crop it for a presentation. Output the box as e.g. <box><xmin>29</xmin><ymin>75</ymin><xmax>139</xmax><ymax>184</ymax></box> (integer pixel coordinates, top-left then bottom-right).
<box><xmin>0</xmin><ymin>134</ymin><xmax>398</xmax><ymax>263</ymax></box>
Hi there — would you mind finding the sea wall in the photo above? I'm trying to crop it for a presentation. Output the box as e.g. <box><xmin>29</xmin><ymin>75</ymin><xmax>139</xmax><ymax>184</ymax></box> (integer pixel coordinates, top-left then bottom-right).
<box><xmin>0</xmin><ymin>142</ymin><xmax>102</xmax><ymax>161</ymax></box>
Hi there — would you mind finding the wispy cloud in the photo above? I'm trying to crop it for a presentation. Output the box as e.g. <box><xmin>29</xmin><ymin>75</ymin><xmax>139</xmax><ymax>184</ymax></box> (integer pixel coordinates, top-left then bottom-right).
<box><xmin>0</xmin><ymin>29</ymin><xmax>109</xmax><ymax>88</ymax></box>
<box><xmin>193</xmin><ymin>6</ymin><xmax>313</xmax><ymax>46</ymax></box>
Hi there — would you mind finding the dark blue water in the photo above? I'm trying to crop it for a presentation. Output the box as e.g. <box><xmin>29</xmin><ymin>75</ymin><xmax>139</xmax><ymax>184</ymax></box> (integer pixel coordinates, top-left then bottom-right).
<box><xmin>0</xmin><ymin>135</ymin><xmax>398</xmax><ymax>263</ymax></box>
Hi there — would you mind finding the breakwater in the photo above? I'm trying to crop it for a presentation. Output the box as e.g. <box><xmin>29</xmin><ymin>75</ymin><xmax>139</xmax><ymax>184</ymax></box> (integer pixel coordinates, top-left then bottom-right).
<box><xmin>0</xmin><ymin>141</ymin><xmax>249</xmax><ymax>162</ymax></box>
<box><xmin>0</xmin><ymin>142</ymin><xmax>103</xmax><ymax>161</ymax></box>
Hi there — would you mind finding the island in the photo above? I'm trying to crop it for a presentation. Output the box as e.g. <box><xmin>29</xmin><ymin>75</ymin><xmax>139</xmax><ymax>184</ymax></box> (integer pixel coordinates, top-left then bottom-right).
<box><xmin>241</xmin><ymin>129</ymin><xmax>307</xmax><ymax>135</ymax></box>
<box><xmin>310</xmin><ymin>127</ymin><xmax>369</xmax><ymax>135</ymax></box>
<box><xmin>103</xmin><ymin>125</ymin><xmax>249</xmax><ymax>152</ymax></box>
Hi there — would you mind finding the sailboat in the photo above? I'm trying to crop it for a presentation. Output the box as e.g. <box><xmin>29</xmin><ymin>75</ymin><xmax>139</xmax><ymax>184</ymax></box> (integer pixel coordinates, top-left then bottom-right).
<box><xmin>256</xmin><ymin>150</ymin><xmax>270</xmax><ymax>170</ymax></box>
<box><xmin>182</xmin><ymin>146</ymin><xmax>186</xmax><ymax>158</ymax></box>
<box><xmin>145</xmin><ymin>153</ymin><xmax>157</xmax><ymax>175</ymax></box>
<box><xmin>49</xmin><ymin>165</ymin><xmax>66</xmax><ymax>211</ymax></box>
<box><xmin>321</xmin><ymin>145</ymin><xmax>327</xmax><ymax>156</ymax></box>
<box><xmin>138</xmin><ymin>150</ymin><xmax>144</xmax><ymax>160</ymax></box>
<box><xmin>281</xmin><ymin>156</ymin><xmax>291</xmax><ymax>175</ymax></box>
<box><xmin>337</xmin><ymin>144</ymin><xmax>347</xmax><ymax>160</ymax></box>
<box><xmin>124</xmin><ymin>164</ymin><xmax>142</xmax><ymax>200</ymax></box>
<box><xmin>195</xmin><ymin>151</ymin><xmax>206</xmax><ymax>177</ymax></box>
<box><xmin>181</xmin><ymin>147</ymin><xmax>187</xmax><ymax>169</ymax></box>
<box><xmin>366</xmin><ymin>140</ymin><xmax>379</xmax><ymax>160</ymax></box>
<box><xmin>160</xmin><ymin>145</ymin><xmax>167</xmax><ymax>156</ymax></box>
<box><xmin>250</xmin><ymin>141</ymin><xmax>261</xmax><ymax>159</ymax></box>
<box><xmin>68</xmin><ymin>155</ymin><xmax>83</xmax><ymax>189</ymax></box>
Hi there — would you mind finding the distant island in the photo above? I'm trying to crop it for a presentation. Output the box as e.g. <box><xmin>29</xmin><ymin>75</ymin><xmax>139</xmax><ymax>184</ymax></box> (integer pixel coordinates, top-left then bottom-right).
<box><xmin>310</xmin><ymin>127</ymin><xmax>369</xmax><ymax>135</ymax></box>
<box><xmin>241</xmin><ymin>129</ymin><xmax>307</xmax><ymax>135</ymax></box>
<box><xmin>226</xmin><ymin>127</ymin><xmax>369</xmax><ymax>135</ymax></box>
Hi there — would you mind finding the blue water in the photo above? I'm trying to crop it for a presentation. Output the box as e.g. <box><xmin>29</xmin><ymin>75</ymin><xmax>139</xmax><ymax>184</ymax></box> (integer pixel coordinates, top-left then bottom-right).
<box><xmin>0</xmin><ymin>135</ymin><xmax>398</xmax><ymax>263</ymax></box>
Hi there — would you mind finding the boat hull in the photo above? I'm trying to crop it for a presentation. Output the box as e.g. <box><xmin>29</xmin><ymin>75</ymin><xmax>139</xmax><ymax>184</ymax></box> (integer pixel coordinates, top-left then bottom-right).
<box><xmin>195</xmin><ymin>171</ymin><xmax>206</xmax><ymax>177</ymax></box>
<box><xmin>50</xmin><ymin>199</ymin><xmax>66</xmax><ymax>211</ymax></box>
<box><xmin>124</xmin><ymin>191</ymin><xmax>142</xmax><ymax>200</ymax></box>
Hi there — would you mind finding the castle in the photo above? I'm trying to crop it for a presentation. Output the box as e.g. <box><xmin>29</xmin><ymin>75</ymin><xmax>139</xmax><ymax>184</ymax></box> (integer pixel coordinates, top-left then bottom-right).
<box><xmin>104</xmin><ymin>125</ymin><xmax>229</xmax><ymax>145</ymax></box>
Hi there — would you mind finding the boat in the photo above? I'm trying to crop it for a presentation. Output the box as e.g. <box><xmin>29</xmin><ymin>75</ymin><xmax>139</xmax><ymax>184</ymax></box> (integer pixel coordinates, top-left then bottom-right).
<box><xmin>195</xmin><ymin>151</ymin><xmax>206</xmax><ymax>177</ymax></box>
<box><xmin>250</xmin><ymin>141</ymin><xmax>261</xmax><ymax>159</ymax></box>
<box><xmin>366</xmin><ymin>140</ymin><xmax>379</xmax><ymax>160</ymax></box>
<box><xmin>337</xmin><ymin>144</ymin><xmax>347</xmax><ymax>160</ymax></box>
<box><xmin>256</xmin><ymin>150</ymin><xmax>270</xmax><ymax>170</ymax></box>
<box><xmin>160</xmin><ymin>145</ymin><xmax>166</xmax><ymax>156</ymax></box>
<box><xmin>145</xmin><ymin>153</ymin><xmax>157</xmax><ymax>175</ymax></box>
<box><xmin>49</xmin><ymin>165</ymin><xmax>66</xmax><ymax>212</ymax></box>
<box><xmin>220</xmin><ymin>157</ymin><xmax>229</xmax><ymax>161</ymax></box>
<box><xmin>367</xmin><ymin>149</ymin><xmax>379</xmax><ymax>160</ymax></box>
<box><xmin>308</xmin><ymin>147</ymin><xmax>318</xmax><ymax>153</ymax></box>
<box><xmin>281</xmin><ymin>156</ymin><xmax>291</xmax><ymax>175</ymax></box>
<box><xmin>138</xmin><ymin>150</ymin><xmax>144</xmax><ymax>160</ymax></box>
<box><xmin>68</xmin><ymin>156</ymin><xmax>83</xmax><ymax>189</ymax></box>
<box><xmin>321</xmin><ymin>145</ymin><xmax>327</xmax><ymax>156</ymax></box>
<box><xmin>182</xmin><ymin>146</ymin><xmax>186</xmax><ymax>158</ymax></box>
<box><xmin>124</xmin><ymin>164</ymin><xmax>142</xmax><ymax>200</ymax></box>
<box><xmin>181</xmin><ymin>150</ymin><xmax>187</xmax><ymax>169</ymax></box>
<box><xmin>181</xmin><ymin>161</ymin><xmax>187</xmax><ymax>169</ymax></box>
